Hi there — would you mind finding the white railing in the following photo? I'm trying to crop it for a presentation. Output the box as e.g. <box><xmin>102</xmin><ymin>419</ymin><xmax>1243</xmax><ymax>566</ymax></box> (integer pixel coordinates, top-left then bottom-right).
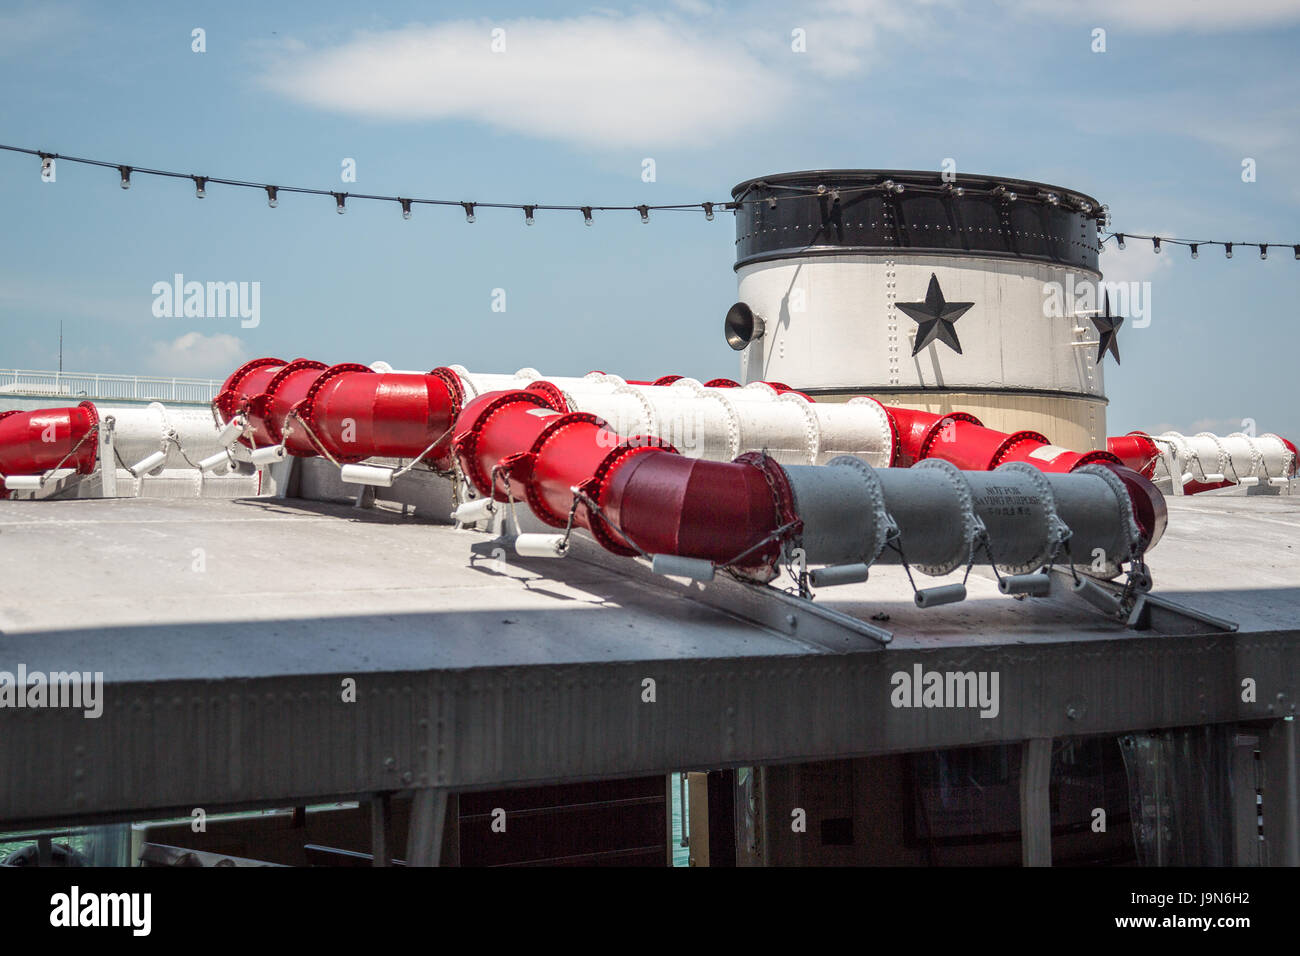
<box><xmin>0</xmin><ymin>369</ymin><xmax>221</xmax><ymax>404</ymax></box>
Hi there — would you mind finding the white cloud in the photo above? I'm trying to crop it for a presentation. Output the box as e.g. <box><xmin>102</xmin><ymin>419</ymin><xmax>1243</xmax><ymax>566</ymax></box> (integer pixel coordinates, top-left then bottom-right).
<box><xmin>999</xmin><ymin>0</ymin><xmax>1300</xmax><ymax>32</ymax></box>
<box><xmin>1098</xmin><ymin>235</ymin><xmax>1177</xmax><ymax>284</ymax></box>
<box><xmin>260</xmin><ymin>15</ymin><xmax>794</xmax><ymax>149</ymax></box>
<box><xmin>257</xmin><ymin>5</ymin><xmax>932</xmax><ymax>149</ymax></box>
<box><xmin>786</xmin><ymin>0</ymin><xmax>938</xmax><ymax>78</ymax></box>
<box><xmin>145</xmin><ymin>333</ymin><xmax>248</xmax><ymax>378</ymax></box>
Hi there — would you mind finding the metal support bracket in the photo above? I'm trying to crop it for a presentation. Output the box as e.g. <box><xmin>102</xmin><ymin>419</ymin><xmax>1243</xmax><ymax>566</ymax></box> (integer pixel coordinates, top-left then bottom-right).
<box><xmin>97</xmin><ymin>420</ymin><xmax>117</xmax><ymax>497</ymax></box>
<box><xmin>352</xmin><ymin>481</ymin><xmax>375</xmax><ymax>510</ymax></box>
<box><xmin>558</xmin><ymin>531</ymin><xmax>892</xmax><ymax>649</ymax></box>
<box><xmin>1047</xmin><ymin>567</ymin><xmax>1238</xmax><ymax>634</ymax></box>
<box><xmin>407</xmin><ymin>788</ymin><xmax>448</xmax><ymax>867</ymax></box>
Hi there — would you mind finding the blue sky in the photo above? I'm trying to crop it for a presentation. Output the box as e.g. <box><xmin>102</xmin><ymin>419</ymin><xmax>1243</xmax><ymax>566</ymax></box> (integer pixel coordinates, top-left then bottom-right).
<box><xmin>1</xmin><ymin>0</ymin><xmax>1297</xmax><ymax>438</ymax></box>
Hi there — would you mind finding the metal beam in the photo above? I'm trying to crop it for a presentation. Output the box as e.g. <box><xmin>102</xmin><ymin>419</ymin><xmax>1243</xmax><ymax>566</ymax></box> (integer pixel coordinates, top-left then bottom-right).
<box><xmin>3</xmin><ymin>628</ymin><xmax>1296</xmax><ymax>830</ymax></box>
<box><xmin>1231</xmin><ymin>732</ymin><xmax>1262</xmax><ymax>866</ymax></box>
<box><xmin>1019</xmin><ymin>738</ymin><xmax>1053</xmax><ymax>867</ymax></box>
<box><xmin>1261</xmin><ymin>717</ymin><xmax>1299</xmax><ymax>867</ymax></box>
<box><xmin>407</xmin><ymin>789</ymin><xmax>447</xmax><ymax>867</ymax></box>
<box><xmin>369</xmin><ymin>793</ymin><xmax>393</xmax><ymax>867</ymax></box>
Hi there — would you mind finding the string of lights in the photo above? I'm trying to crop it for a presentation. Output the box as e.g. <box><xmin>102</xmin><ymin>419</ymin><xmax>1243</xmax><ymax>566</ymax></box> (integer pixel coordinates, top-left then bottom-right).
<box><xmin>1</xmin><ymin>142</ymin><xmax>751</xmax><ymax>224</ymax></box>
<box><xmin>1102</xmin><ymin>232</ymin><xmax>1299</xmax><ymax>261</ymax></box>
<box><xmin>0</xmin><ymin>142</ymin><xmax>1108</xmax><ymax>223</ymax></box>
<box><xmin>5</xmin><ymin>144</ymin><xmax>1298</xmax><ymax>257</ymax></box>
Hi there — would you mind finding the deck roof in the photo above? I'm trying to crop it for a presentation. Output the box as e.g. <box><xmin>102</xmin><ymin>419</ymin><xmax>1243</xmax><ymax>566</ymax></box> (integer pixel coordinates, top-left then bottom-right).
<box><xmin>0</xmin><ymin>491</ymin><xmax>1296</xmax><ymax>827</ymax></box>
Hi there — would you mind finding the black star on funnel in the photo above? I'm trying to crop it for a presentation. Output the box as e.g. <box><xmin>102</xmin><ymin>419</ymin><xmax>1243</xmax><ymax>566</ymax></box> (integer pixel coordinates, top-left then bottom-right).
<box><xmin>1092</xmin><ymin>290</ymin><xmax>1122</xmax><ymax>365</ymax></box>
<box><xmin>897</xmin><ymin>273</ymin><xmax>974</xmax><ymax>356</ymax></box>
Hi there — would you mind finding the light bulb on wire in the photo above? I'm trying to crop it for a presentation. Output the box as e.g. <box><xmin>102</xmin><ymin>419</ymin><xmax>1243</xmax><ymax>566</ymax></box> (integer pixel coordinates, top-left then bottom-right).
<box><xmin>14</xmin><ymin>140</ymin><xmax>1300</xmax><ymax>261</ymax></box>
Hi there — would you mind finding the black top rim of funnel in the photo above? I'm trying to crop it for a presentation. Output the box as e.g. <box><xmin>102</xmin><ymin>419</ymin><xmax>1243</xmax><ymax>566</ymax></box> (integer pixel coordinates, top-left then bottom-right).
<box><xmin>731</xmin><ymin>169</ymin><xmax>1103</xmax><ymax>208</ymax></box>
<box><xmin>729</xmin><ymin>170</ymin><xmax>1105</xmax><ymax>272</ymax></box>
